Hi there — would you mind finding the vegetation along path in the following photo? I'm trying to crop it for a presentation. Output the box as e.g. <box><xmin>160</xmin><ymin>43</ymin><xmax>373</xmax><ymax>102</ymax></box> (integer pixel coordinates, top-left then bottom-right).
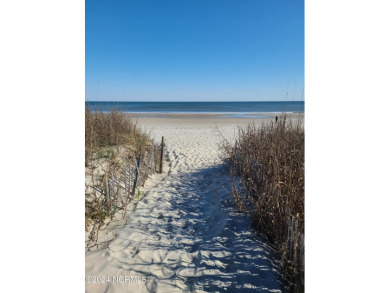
<box><xmin>85</xmin><ymin>124</ymin><xmax>284</xmax><ymax>293</ymax></box>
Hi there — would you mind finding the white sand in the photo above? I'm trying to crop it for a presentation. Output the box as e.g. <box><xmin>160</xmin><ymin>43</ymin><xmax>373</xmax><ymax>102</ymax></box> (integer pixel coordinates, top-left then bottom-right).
<box><xmin>86</xmin><ymin>117</ymin><xmax>288</xmax><ymax>292</ymax></box>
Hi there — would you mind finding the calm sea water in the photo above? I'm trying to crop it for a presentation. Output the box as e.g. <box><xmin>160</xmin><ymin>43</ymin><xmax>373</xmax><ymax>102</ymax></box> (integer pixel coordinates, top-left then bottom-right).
<box><xmin>85</xmin><ymin>101</ymin><xmax>305</xmax><ymax>115</ymax></box>
<box><xmin>85</xmin><ymin>101</ymin><xmax>304</xmax><ymax>114</ymax></box>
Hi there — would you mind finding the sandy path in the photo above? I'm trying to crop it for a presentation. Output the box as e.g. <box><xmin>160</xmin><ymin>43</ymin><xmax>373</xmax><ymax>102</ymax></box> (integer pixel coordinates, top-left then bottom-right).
<box><xmin>86</xmin><ymin>124</ymin><xmax>284</xmax><ymax>292</ymax></box>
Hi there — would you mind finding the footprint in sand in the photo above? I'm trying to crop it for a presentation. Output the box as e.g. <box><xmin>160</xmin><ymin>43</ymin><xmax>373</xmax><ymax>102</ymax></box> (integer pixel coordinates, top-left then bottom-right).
<box><xmin>85</xmin><ymin>125</ymin><xmax>284</xmax><ymax>293</ymax></box>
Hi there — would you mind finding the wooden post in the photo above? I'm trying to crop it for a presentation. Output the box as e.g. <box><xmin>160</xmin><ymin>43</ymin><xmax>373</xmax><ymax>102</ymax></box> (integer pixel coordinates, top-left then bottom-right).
<box><xmin>128</xmin><ymin>163</ymin><xmax>132</xmax><ymax>199</ymax></box>
<box><xmin>124</xmin><ymin>166</ymin><xmax>128</xmax><ymax>200</ymax></box>
<box><xmin>132</xmin><ymin>156</ymin><xmax>141</xmax><ymax>195</ymax></box>
<box><xmin>140</xmin><ymin>151</ymin><xmax>146</xmax><ymax>186</ymax></box>
<box><xmin>151</xmin><ymin>146</ymin><xmax>155</xmax><ymax>173</ymax></box>
<box><xmin>105</xmin><ymin>176</ymin><xmax>110</xmax><ymax>210</ymax></box>
<box><xmin>159</xmin><ymin>136</ymin><xmax>164</xmax><ymax>173</ymax></box>
<box><xmin>110</xmin><ymin>173</ymin><xmax>115</xmax><ymax>219</ymax></box>
<box><xmin>154</xmin><ymin>144</ymin><xmax>158</xmax><ymax>172</ymax></box>
<box><xmin>146</xmin><ymin>147</ymin><xmax>152</xmax><ymax>176</ymax></box>
<box><xmin>106</xmin><ymin>176</ymin><xmax>112</xmax><ymax>216</ymax></box>
<box><xmin>300</xmin><ymin>233</ymin><xmax>305</xmax><ymax>285</ymax></box>
<box><xmin>289</xmin><ymin>215</ymin><xmax>294</xmax><ymax>261</ymax></box>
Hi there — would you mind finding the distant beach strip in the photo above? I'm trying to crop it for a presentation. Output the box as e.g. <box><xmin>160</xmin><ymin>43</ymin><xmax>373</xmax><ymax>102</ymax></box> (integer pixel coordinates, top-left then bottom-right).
<box><xmin>85</xmin><ymin>101</ymin><xmax>304</xmax><ymax>118</ymax></box>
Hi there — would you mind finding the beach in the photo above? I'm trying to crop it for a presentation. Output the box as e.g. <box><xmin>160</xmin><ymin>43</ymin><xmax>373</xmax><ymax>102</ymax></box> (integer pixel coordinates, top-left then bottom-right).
<box><xmin>85</xmin><ymin>113</ymin><xmax>303</xmax><ymax>292</ymax></box>
<box><xmin>132</xmin><ymin>112</ymin><xmax>303</xmax><ymax>126</ymax></box>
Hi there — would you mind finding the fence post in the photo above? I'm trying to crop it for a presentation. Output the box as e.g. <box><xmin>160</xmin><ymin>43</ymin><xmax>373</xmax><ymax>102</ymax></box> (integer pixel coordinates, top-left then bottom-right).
<box><xmin>151</xmin><ymin>145</ymin><xmax>155</xmax><ymax>173</ymax></box>
<box><xmin>154</xmin><ymin>144</ymin><xmax>158</xmax><ymax>172</ymax></box>
<box><xmin>123</xmin><ymin>166</ymin><xmax>128</xmax><ymax>200</ymax></box>
<box><xmin>299</xmin><ymin>233</ymin><xmax>305</xmax><ymax>285</ymax></box>
<box><xmin>159</xmin><ymin>136</ymin><xmax>164</xmax><ymax>173</ymax></box>
<box><xmin>132</xmin><ymin>156</ymin><xmax>141</xmax><ymax>195</ymax></box>
<box><xmin>129</xmin><ymin>163</ymin><xmax>133</xmax><ymax>198</ymax></box>
<box><xmin>105</xmin><ymin>176</ymin><xmax>112</xmax><ymax>217</ymax></box>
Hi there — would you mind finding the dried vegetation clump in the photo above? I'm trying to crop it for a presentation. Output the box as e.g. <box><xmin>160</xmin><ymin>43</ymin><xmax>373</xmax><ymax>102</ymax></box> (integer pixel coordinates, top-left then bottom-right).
<box><xmin>85</xmin><ymin>109</ymin><xmax>161</xmax><ymax>248</ymax></box>
<box><xmin>85</xmin><ymin>108</ymin><xmax>150</xmax><ymax>164</ymax></box>
<box><xmin>224</xmin><ymin>115</ymin><xmax>304</xmax><ymax>292</ymax></box>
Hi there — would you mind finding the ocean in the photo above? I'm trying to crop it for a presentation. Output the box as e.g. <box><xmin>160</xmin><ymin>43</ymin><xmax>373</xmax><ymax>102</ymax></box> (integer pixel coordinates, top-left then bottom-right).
<box><xmin>86</xmin><ymin>101</ymin><xmax>304</xmax><ymax>115</ymax></box>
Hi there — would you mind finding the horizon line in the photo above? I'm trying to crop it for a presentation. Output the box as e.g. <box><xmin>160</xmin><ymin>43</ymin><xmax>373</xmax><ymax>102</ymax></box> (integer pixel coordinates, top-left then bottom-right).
<box><xmin>85</xmin><ymin>100</ymin><xmax>305</xmax><ymax>103</ymax></box>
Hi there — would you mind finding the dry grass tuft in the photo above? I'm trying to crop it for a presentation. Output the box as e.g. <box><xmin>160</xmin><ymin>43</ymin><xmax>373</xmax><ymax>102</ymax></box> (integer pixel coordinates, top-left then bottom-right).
<box><xmin>224</xmin><ymin>114</ymin><xmax>304</xmax><ymax>292</ymax></box>
<box><xmin>85</xmin><ymin>108</ymin><xmax>150</xmax><ymax>163</ymax></box>
<box><xmin>85</xmin><ymin>108</ymin><xmax>155</xmax><ymax>236</ymax></box>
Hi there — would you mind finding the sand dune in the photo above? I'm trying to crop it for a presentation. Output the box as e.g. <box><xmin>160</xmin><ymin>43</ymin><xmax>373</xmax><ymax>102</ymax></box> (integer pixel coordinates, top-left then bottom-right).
<box><xmin>86</xmin><ymin>120</ymin><xmax>286</xmax><ymax>292</ymax></box>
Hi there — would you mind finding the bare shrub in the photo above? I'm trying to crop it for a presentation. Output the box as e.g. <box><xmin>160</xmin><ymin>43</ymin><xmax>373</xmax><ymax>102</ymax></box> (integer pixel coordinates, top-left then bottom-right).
<box><xmin>224</xmin><ymin>114</ymin><xmax>304</xmax><ymax>292</ymax></box>
<box><xmin>85</xmin><ymin>108</ymin><xmax>160</xmax><ymax>246</ymax></box>
<box><xmin>85</xmin><ymin>108</ymin><xmax>151</xmax><ymax>164</ymax></box>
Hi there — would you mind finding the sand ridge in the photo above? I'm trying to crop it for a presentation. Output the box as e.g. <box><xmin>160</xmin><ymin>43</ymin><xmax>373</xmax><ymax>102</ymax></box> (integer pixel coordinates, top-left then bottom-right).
<box><xmin>86</xmin><ymin>123</ymin><xmax>285</xmax><ymax>292</ymax></box>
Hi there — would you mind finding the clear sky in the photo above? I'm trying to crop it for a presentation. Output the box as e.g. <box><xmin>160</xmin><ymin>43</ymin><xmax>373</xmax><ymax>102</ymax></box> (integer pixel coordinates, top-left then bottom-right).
<box><xmin>86</xmin><ymin>0</ymin><xmax>304</xmax><ymax>101</ymax></box>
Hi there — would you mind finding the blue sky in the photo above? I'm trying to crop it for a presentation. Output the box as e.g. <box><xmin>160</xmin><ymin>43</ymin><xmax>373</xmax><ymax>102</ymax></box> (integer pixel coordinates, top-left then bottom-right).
<box><xmin>86</xmin><ymin>0</ymin><xmax>304</xmax><ymax>101</ymax></box>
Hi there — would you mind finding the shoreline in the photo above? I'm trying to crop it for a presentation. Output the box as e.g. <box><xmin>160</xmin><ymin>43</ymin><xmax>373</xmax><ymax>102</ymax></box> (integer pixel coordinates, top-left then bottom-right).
<box><xmin>86</xmin><ymin>120</ymin><xmax>286</xmax><ymax>292</ymax></box>
<box><xmin>126</xmin><ymin>112</ymin><xmax>304</xmax><ymax>126</ymax></box>
<box><xmin>98</xmin><ymin>111</ymin><xmax>301</xmax><ymax>114</ymax></box>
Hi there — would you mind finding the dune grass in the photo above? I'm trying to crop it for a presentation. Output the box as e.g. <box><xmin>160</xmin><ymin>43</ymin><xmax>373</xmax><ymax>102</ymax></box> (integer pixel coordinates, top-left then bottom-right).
<box><xmin>224</xmin><ymin>114</ymin><xmax>304</xmax><ymax>292</ymax></box>
<box><xmin>85</xmin><ymin>108</ymin><xmax>154</xmax><ymax>234</ymax></box>
<box><xmin>85</xmin><ymin>108</ymin><xmax>151</xmax><ymax>164</ymax></box>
